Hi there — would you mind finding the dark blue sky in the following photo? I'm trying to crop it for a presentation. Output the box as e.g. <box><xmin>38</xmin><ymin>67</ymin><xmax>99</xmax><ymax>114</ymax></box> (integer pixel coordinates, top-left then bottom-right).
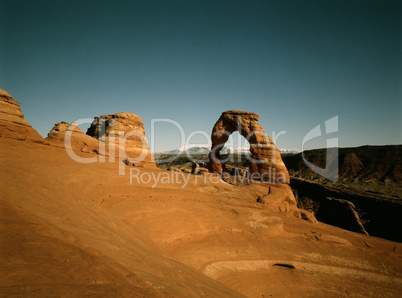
<box><xmin>1</xmin><ymin>0</ymin><xmax>401</xmax><ymax>151</ymax></box>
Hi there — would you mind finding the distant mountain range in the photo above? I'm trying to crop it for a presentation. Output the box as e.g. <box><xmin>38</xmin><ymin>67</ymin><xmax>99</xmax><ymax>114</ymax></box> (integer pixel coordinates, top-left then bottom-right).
<box><xmin>155</xmin><ymin>145</ymin><xmax>299</xmax><ymax>156</ymax></box>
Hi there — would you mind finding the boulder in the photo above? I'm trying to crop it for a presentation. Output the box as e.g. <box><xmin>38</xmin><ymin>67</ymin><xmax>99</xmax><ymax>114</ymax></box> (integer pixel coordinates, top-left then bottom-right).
<box><xmin>86</xmin><ymin>113</ymin><xmax>156</xmax><ymax>168</ymax></box>
<box><xmin>208</xmin><ymin>110</ymin><xmax>289</xmax><ymax>183</ymax></box>
<box><xmin>0</xmin><ymin>89</ymin><xmax>43</xmax><ymax>143</ymax></box>
<box><xmin>191</xmin><ymin>161</ymin><xmax>200</xmax><ymax>174</ymax></box>
<box><xmin>123</xmin><ymin>158</ymin><xmax>145</xmax><ymax>167</ymax></box>
<box><xmin>198</xmin><ymin>168</ymin><xmax>209</xmax><ymax>175</ymax></box>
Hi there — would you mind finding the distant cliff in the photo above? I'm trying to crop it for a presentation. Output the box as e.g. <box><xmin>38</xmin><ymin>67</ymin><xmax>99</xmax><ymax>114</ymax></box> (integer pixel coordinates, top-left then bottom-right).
<box><xmin>282</xmin><ymin>145</ymin><xmax>401</xmax><ymax>183</ymax></box>
<box><xmin>282</xmin><ymin>145</ymin><xmax>402</xmax><ymax>242</ymax></box>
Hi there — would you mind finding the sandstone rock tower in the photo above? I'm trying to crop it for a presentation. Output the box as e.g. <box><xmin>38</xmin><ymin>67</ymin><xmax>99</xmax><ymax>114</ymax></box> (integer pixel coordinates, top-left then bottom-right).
<box><xmin>208</xmin><ymin>110</ymin><xmax>289</xmax><ymax>184</ymax></box>
<box><xmin>86</xmin><ymin>112</ymin><xmax>156</xmax><ymax>167</ymax></box>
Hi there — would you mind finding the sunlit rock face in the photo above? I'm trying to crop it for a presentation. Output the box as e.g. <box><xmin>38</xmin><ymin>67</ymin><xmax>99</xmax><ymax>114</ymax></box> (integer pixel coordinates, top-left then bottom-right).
<box><xmin>208</xmin><ymin>110</ymin><xmax>289</xmax><ymax>184</ymax></box>
<box><xmin>86</xmin><ymin>112</ymin><xmax>156</xmax><ymax>167</ymax></box>
<box><xmin>46</xmin><ymin>121</ymin><xmax>105</xmax><ymax>157</ymax></box>
<box><xmin>0</xmin><ymin>89</ymin><xmax>43</xmax><ymax>143</ymax></box>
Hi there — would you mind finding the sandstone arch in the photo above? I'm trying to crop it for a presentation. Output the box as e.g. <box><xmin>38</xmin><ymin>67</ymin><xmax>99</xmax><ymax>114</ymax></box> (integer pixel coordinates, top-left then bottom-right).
<box><xmin>208</xmin><ymin>110</ymin><xmax>290</xmax><ymax>184</ymax></box>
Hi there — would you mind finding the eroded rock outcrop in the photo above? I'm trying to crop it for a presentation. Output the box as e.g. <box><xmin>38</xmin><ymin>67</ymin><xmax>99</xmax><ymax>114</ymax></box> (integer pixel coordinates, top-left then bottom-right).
<box><xmin>46</xmin><ymin>121</ymin><xmax>106</xmax><ymax>157</ymax></box>
<box><xmin>257</xmin><ymin>184</ymin><xmax>317</xmax><ymax>223</ymax></box>
<box><xmin>86</xmin><ymin>113</ymin><xmax>156</xmax><ymax>167</ymax></box>
<box><xmin>0</xmin><ymin>89</ymin><xmax>43</xmax><ymax>143</ymax></box>
<box><xmin>208</xmin><ymin>110</ymin><xmax>289</xmax><ymax>184</ymax></box>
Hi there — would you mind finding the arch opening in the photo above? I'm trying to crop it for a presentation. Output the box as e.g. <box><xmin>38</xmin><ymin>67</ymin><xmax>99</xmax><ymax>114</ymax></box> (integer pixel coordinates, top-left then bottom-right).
<box><xmin>212</xmin><ymin>132</ymin><xmax>252</xmax><ymax>178</ymax></box>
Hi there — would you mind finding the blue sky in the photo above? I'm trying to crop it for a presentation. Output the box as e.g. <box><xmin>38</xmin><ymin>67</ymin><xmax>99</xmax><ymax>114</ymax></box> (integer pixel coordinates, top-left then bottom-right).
<box><xmin>1</xmin><ymin>0</ymin><xmax>401</xmax><ymax>152</ymax></box>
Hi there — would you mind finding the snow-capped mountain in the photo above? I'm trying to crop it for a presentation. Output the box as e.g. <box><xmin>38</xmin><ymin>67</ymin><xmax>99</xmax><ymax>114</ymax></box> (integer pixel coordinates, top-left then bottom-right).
<box><xmin>279</xmin><ymin>148</ymin><xmax>299</xmax><ymax>154</ymax></box>
<box><xmin>156</xmin><ymin>145</ymin><xmax>299</xmax><ymax>155</ymax></box>
<box><xmin>160</xmin><ymin>145</ymin><xmax>211</xmax><ymax>155</ymax></box>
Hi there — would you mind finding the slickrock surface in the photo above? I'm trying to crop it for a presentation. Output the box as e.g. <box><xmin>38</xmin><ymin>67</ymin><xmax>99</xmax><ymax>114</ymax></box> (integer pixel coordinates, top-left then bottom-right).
<box><xmin>46</xmin><ymin>121</ymin><xmax>108</xmax><ymax>158</ymax></box>
<box><xmin>1</xmin><ymin>138</ymin><xmax>402</xmax><ymax>297</ymax></box>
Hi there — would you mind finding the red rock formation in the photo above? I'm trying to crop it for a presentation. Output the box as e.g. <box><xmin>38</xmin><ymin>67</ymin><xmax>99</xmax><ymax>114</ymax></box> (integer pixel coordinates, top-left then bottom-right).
<box><xmin>208</xmin><ymin>110</ymin><xmax>289</xmax><ymax>184</ymax></box>
<box><xmin>86</xmin><ymin>113</ymin><xmax>156</xmax><ymax>168</ymax></box>
<box><xmin>0</xmin><ymin>89</ymin><xmax>43</xmax><ymax>143</ymax></box>
<box><xmin>46</xmin><ymin>121</ymin><xmax>107</xmax><ymax>157</ymax></box>
<box><xmin>256</xmin><ymin>183</ymin><xmax>317</xmax><ymax>223</ymax></box>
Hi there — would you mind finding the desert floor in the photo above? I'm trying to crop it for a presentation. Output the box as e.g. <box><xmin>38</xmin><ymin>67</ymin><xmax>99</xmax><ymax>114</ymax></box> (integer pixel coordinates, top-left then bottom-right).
<box><xmin>1</xmin><ymin>138</ymin><xmax>402</xmax><ymax>297</ymax></box>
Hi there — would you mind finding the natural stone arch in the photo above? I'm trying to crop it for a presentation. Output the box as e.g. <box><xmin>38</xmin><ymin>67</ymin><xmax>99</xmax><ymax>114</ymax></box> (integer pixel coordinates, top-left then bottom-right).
<box><xmin>207</xmin><ymin>110</ymin><xmax>290</xmax><ymax>184</ymax></box>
